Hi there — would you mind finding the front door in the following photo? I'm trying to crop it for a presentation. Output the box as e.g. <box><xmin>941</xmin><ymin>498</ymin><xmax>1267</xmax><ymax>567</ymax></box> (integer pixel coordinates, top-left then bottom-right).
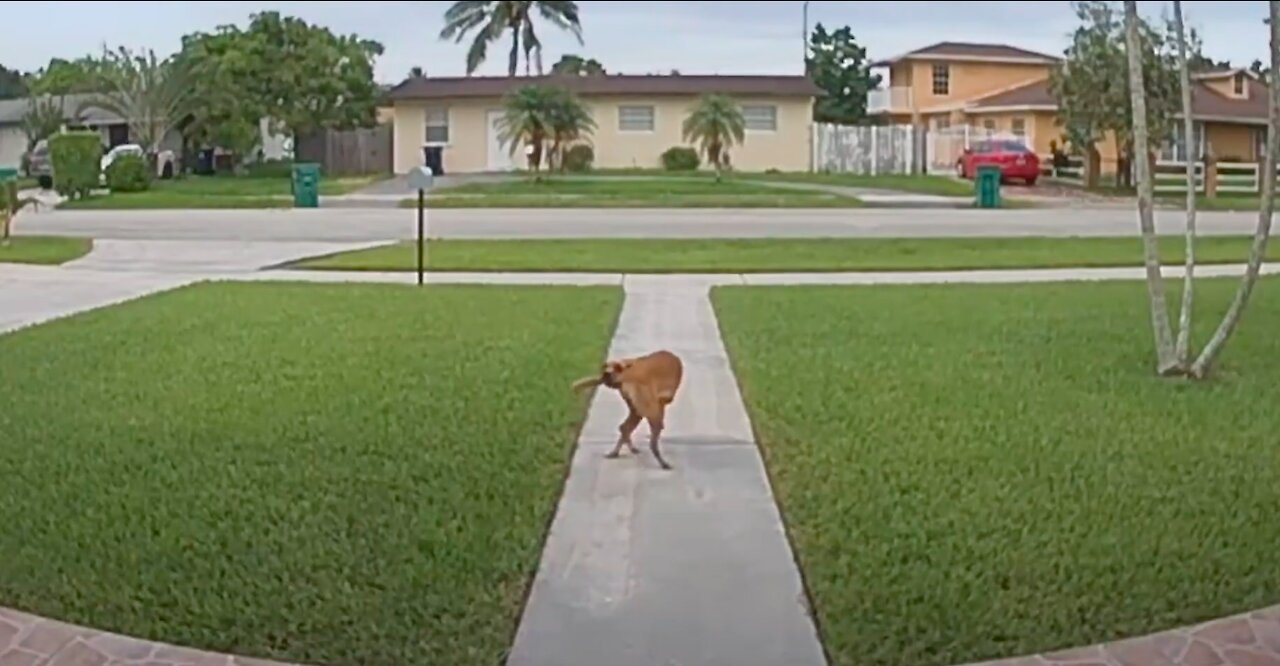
<box><xmin>486</xmin><ymin>110</ymin><xmax>514</xmax><ymax>171</ymax></box>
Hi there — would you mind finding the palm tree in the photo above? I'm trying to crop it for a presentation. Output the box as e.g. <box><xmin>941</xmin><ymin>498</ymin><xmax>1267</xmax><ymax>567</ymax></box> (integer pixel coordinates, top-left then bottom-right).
<box><xmin>681</xmin><ymin>94</ymin><xmax>745</xmax><ymax>181</ymax></box>
<box><xmin>1</xmin><ymin>180</ymin><xmax>40</xmax><ymax>244</ymax></box>
<box><xmin>497</xmin><ymin>84</ymin><xmax>560</xmax><ymax>175</ymax></box>
<box><xmin>439</xmin><ymin>1</ymin><xmax>583</xmax><ymax>77</ymax></box>
<box><xmin>546</xmin><ymin>88</ymin><xmax>595</xmax><ymax>171</ymax></box>
<box><xmin>78</xmin><ymin>47</ymin><xmax>194</xmax><ymax>156</ymax></box>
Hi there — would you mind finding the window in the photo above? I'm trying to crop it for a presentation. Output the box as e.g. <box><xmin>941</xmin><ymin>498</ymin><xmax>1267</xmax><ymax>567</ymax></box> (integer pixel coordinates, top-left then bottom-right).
<box><xmin>742</xmin><ymin>105</ymin><xmax>778</xmax><ymax>131</ymax></box>
<box><xmin>1011</xmin><ymin>118</ymin><xmax>1026</xmax><ymax>137</ymax></box>
<box><xmin>982</xmin><ymin>119</ymin><xmax>996</xmax><ymax>131</ymax></box>
<box><xmin>618</xmin><ymin>105</ymin><xmax>655</xmax><ymax>132</ymax></box>
<box><xmin>932</xmin><ymin>64</ymin><xmax>950</xmax><ymax>95</ymax></box>
<box><xmin>1159</xmin><ymin>121</ymin><xmax>1205</xmax><ymax>162</ymax></box>
<box><xmin>1255</xmin><ymin>127</ymin><xmax>1267</xmax><ymax>161</ymax></box>
<box><xmin>934</xmin><ymin>116</ymin><xmax>950</xmax><ymax>130</ymax></box>
<box><xmin>424</xmin><ymin>107</ymin><xmax>449</xmax><ymax>144</ymax></box>
<box><xmin>1234</xmin><ymin>72</ymin><xmax>1246</xmax><ymax>95</ymax></box>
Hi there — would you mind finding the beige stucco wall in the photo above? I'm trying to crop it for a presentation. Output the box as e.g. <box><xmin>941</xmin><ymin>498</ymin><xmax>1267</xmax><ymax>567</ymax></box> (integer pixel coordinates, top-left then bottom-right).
<box><xmin>0</xmin><ymin>126</ymin><xmax>26</xmax><ymax>170</ymax></box>
<box><xmin>392</xmin><ymin>93</ymin><xmax>814</xmax><ymax>174</ymax></box>
<box><xmin>1205</xmin><ymin>122</ymin><xmax>1258</xmax><ymax>161</ymax></box>
<box><xmin>909</xmin><ymin>60</ymin><xmax>1051</xmax><ymax>111</ymax></box>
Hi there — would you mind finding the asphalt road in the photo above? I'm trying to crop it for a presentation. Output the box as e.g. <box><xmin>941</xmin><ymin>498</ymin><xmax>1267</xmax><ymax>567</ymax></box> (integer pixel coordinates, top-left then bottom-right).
<box><xmin>16</xmin><ymin>206</ymin><xmax>1270</xmax><ymax>242</ymax></box>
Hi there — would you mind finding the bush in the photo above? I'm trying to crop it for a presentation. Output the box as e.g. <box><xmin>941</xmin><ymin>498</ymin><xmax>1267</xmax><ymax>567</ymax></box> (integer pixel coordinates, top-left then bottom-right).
<box><xmin>245</xmin><ymin>159</ymin><xmax>295</xmax><ymax>179</ymax></box>
<box><xmin>49</xmin><ymin>132</ymin><xmax>102</xmax><ymax>200</ymax></box>
<box><xmin>563</xmin><ymin>144</ymin><xmax>594</xmax><ymax>172</ymax></box>
<box><xmin>105</xmin><ymin>154</ymin><xmax>152</xmax><ymax>193</ymax></box>
<box><xmin>661</xmin><ymin>146</ymin><xmax>700</xmax><ymax>171</ymax></box>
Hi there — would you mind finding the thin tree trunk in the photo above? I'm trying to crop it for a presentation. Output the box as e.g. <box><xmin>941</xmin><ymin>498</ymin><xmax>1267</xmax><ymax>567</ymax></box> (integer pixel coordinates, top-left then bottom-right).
<box><xmin>508</xmin><ymin>28</ymin><xmax>520</xmax><ymax>76</ymax></box>
<box><xmin>1172</xmin><ymin>0</ymin><xmax>1197</xmax><ymax>368</ymax></box>
<box><xmin>1190</xmin><ymin>0</ymin><xmax>1280</xmax><ymax>378</ymax></box>
<box><xmin>1124</xmin><ymin>0</ymin><xmax>1180</xmax><ymax>375</ymax></box>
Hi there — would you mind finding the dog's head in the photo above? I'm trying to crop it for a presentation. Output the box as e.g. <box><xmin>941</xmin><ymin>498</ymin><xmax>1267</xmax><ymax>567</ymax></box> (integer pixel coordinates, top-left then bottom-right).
<box><xmin>600</xmin><ymin>358</ymin><xmax>634</xmax><ymax>389</ymax></box>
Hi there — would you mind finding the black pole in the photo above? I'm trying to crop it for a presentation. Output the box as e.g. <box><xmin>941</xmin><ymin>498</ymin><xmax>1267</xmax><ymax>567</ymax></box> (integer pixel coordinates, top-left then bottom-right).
<box><xmin>417</xmin><ymin>188</ymin><xmax>425</xmax><ymax>285</ymax></box>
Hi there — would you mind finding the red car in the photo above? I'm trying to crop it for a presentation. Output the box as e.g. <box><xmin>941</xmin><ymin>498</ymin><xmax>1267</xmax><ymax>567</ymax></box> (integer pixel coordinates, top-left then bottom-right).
<box><xmin>956</xmin><ymin>140</ymin><xmax>1040</xmax><ymax>185</ymax></box>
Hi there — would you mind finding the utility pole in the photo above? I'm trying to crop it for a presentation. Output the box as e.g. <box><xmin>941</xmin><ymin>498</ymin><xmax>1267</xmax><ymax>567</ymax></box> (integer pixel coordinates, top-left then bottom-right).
<box><xmin>803</xmin><ymin>1</ymin><xmax>811</xmax><ymax>73</ymax></box>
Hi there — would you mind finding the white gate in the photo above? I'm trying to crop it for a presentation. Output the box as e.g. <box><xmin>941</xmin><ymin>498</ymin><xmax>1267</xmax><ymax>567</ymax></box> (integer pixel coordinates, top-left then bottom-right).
<box><xmin>812</xmin><ymin>123</ymin><xmax>915</xmax><ymax>175</ymax></box>
<box><xmin>925</xmin><ymin>126</ymin><xmax>1028</xmax><ymax>174</ymax></box>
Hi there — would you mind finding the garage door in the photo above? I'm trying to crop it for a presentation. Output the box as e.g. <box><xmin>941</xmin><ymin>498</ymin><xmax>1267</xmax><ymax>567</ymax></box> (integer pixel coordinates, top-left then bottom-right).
<box><xmin>487</xmin><ymin>110</ymin><xmax>514</xmax><ymax>171</ymax></box>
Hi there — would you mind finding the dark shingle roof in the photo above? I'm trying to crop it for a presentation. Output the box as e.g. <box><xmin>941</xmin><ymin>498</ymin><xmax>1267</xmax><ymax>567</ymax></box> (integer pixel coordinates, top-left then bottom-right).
<box><xmin>386</xmin><ymin>74</ymin><xmax>823</xmax><ymax>101</ymax></box>
<box><xmin>968</xmin><ymin>79</ymin><xmax>1056</xmax><ymax>108</ymax></box>
<box><xmin>874</xmin><ymin>42</ymin><xmax>1059</xmax><ymax>66</ymax></box>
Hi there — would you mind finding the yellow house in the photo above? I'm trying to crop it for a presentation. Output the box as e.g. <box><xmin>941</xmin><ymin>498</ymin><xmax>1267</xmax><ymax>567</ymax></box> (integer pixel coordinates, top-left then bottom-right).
<box><xmin>868</xmin><ymin>41</ymin><xmax>1270</xmax><ymax>174</ymax></box>
<box><xmin>384</xmin><ymin>74</ymin><xmax>821</xmax><ymax>174</ymax></box>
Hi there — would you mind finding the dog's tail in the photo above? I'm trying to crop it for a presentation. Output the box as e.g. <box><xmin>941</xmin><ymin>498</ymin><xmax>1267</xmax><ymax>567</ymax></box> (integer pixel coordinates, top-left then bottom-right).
<box><xmin>571</xmin><ymin>375</ymin><xmax>602</xmax><ymax>394</ymax></box>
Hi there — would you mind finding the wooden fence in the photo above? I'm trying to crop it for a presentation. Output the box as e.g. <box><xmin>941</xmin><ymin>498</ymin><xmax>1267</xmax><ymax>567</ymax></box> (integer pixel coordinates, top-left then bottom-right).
<box><xmin>295</xmin><ymin>125</ymin><xmax>392</xmax><ymax>177</ymax></box>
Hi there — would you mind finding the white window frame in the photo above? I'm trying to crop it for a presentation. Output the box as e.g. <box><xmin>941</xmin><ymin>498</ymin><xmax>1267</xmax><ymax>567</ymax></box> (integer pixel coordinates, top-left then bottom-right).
<box><xmin>1011</xmin><ymin>118</ymin><xmax>1026</xmax><ymax>137</ymax></box>
<box><xmin>932</xmin><ymin>64</ymin><xmax>950</xmax><ymax>96</ymax></box>
<box><xmin>1159</xmin><ymin>120</ymin><xmax>1205</xmax><ymax>162</ymax></box>
<box><xmin>981</xmin><ymin>118</ymin><xmax>996</xmax><ymax>131</ymax></box>
<box><xmin>424</xmin><ymin>106</ymin><xmax>449</xmax><ymax>145</ymax></box>
<box><xmin>1234</xmin><ymin>72</ymin><xmax>1246</xmax><ymax>96</ymax></box>
<box><xmin>618</xmin><ymin>105</ymin><xmax>655</xmax><ymax>132</ymax></box>
<box><xmin>742</xmin><ymin>104</ymin><xmax>778</xmax><ymax>132</ymax></box>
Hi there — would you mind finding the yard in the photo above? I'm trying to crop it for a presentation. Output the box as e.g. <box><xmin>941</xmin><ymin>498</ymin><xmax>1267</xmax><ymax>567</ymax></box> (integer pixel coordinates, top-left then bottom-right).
<box><xmin>292</xmin><ymin>236</ymin><xmax>1280</xmax><ymax>274</ymax></box>
<box><xmin>0</xmin><ymin>281</ymin><xmax>622</xmax><ymax>666</ymax></box>
<box><xmin>0</xmin><ymin>236</ymin><xmax>93</xmax><ymax>265</ymax></box>
<box><xmin>712</xmin><ymin>278</ymin><xmax>1280</xmax><ymax>666</ymax></box>
<box><xmin>413</xmin><ymin>176</ymin><xmax>863</xmax><ymax>208</ymax></box>
<box><xmin>57</xmin><ymin>173</ymin><xmax>384</xmax><ymax>209</ymax></box>
<box><xmin>588</xmin><ymin>169</ymin><xmax>976</xmax><ymax>197</ymax></box>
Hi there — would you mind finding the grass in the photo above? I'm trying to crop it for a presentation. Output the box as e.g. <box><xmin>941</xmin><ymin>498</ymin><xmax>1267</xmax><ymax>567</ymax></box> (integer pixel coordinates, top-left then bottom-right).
<box><xmin>291</xmin><ymin>236</ymin><xmax>1280</xmax><ymax>274</ymax></box>
<box><xmin>0</xmin><ymin>281</ymin><xmax>622</xmax><ymax>666</ymax></box>
<box><xmin>0</xmin><ymin>236</ymin><xmax>92</xmax><ymax>264</ymax></box>
<box><xmin>57</xmin><ymin>173</ymin><xmax>385</xmax><ymax>209</ymax></box>
<box><xmin>586</xmin><ymin>168</ymin><xmax>976</xmax><ymax>196</ymax></box>
<box><xmin>712</xmin><ymin>278</ymin><xmax>1280</xmax><ymax>666</ymax></box>
<box><xmin>410</xmin><ymin>176</ymin><xmax>862</xmax><ymax>208</ymax></box>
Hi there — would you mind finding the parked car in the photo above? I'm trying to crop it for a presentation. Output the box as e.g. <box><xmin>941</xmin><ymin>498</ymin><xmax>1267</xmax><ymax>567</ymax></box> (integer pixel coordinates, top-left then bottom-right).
<box><xmin>23</xmin><ymin>140</ymin><xmax>178</xmax><ymax>190</ymax></box>
<box><xmin>956</xmin><ymin>140</ymin><xmax>1040</xmax><ymax>186</ymax></box>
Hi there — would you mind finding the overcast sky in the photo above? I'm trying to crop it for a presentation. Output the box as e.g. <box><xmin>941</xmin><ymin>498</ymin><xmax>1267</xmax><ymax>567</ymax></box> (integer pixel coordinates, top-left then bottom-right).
<box><xmin>0</xmin><ymin>1</ymin><xmax>1272</xmax><ymax>84</ymax></box>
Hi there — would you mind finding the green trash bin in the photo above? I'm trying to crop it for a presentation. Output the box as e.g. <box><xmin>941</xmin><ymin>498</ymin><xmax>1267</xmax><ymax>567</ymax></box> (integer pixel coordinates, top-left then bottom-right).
<box><xmin>291</xmin><ymin>163</ymin><xmax>321</xmax><ymax>208</ymax></box>
<box><xmin>975</xmin><ymin>165</ymin><xmax>1002</xmax><ymax>209</ymax></box>
<box><xmin>0</xmin><ymin>168</ymin><xmax>17</xmax><ymax>183</ymax></box>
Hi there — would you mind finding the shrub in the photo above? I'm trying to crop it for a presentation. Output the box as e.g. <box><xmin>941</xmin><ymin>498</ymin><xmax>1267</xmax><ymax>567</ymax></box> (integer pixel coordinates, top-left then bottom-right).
<box><xmin>563</xmin><ymin>144</ymin><xmax>594</xmax><ymax>172</ymax></box>
<box><xmin>660</xmin><ymin>146</ymin><xmax>699</xmax><ymax>171</ymax></box>
<box><xmin>245</xmin><ymin>159</ymin><xmax>295</xmax><ymax>179</ymax></box>
<box><xmin>49</xmin><ymin>132</ymin><xmax>102</xmax><ymax>200</ymax></box>
<box><xmin>105</xmin><ymin>154</ymin><xmax>152</xmax><ymax>193</ymax></box>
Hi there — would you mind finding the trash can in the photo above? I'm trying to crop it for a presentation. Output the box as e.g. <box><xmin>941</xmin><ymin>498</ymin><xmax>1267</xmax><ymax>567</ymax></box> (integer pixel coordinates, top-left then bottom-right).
<box><xmin>0</xmin><ymin>168</ymin><xmax>17</xmax><ymax>183</ymax></box>
<box><xmin>291</xmin><ymin>163</ymin><xmax>321</xmax><ymax>208</ymax></box>
<box><xmin>975</xmin><ymin>165</ymin><xmax>1002</xmax><ymax>209</ymax></box>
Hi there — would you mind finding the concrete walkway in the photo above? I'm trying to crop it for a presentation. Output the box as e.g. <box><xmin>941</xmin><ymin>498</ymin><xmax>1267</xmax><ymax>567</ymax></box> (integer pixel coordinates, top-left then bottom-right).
<box><xmin>505</xmin><ymin>276</ymin><xmax>826</xmax><ymax>666</ymax></box>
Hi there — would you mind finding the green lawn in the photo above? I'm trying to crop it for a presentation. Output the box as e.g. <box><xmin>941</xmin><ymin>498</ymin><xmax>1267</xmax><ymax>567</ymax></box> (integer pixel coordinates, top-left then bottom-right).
<box><xmin>587</xmin><ymin>169</ymin><xmax>976</xmax><ymax>196</ymax></box>
<box><xmin>0</xmin><ymin>236</ymin><xmax>92</xmax><ymax>264</ymax></box>
<box><xmin>713</xmin><ymin>279</ymin><xmax>1280</xmax><ymax>666</ymax></box>
<box><xmin>0</xmin><ymin>282</ymin><xmax>622</xmax><ymax>666</ymax></box>
<box><xmin>58</xmin><ymin>174</ymin><xmax>384</xmax><ymax>209</ymax></box>
<box><xmin>413</xmin><ymin>176</ymin><xmax>862</xmax><ymax>208</ymax></box>
<box><xmin>291</xmin><ymin>236</ymin><xmax>1280</xmax><ymax>274</ymax></box>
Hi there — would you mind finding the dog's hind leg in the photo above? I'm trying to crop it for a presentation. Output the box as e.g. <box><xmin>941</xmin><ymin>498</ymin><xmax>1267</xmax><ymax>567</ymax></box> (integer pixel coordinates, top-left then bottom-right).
<box><xmin>607</xmin><ymin>407</ymin><xmax>642</xmax><ymax>459</ymax></box>
<box><xmin>647</xmin><ymin>407</ymin><xmax>672</xmax><ymax>470</ymax></box>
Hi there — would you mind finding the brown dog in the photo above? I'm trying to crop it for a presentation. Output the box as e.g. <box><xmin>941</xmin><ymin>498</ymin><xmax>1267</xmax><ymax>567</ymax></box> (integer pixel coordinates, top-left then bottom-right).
<box><xmin>572</xmin><ymin>350</ymin><xmax>684</xmax><ymax>470</ymax></box>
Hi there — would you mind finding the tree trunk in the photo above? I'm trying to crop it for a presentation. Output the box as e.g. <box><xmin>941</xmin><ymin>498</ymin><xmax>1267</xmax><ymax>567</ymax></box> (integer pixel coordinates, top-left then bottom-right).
<box><xmin>1172</xmin><ymin>0</ymin><xmax>1197</xmax><ymax>368</ymax></box>
<box><xmin>1124</xmin><ymin>0</ymin><xmax>1180</xmax><ymax>376</ymax></box>
<box><xmin>508</xmin><ymin>28</ymin><xmax>520</xmax><ymax>77</ymax></box>
<box><xmin>1189</xmin><ymin>0</ymin><xmax>1280</xmax><ymax>378</ymax></box>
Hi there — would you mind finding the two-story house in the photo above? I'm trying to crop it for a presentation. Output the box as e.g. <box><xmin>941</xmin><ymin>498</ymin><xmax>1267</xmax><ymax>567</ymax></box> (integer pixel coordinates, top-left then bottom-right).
<box><xmin>867</xmin><ymin>41</ymin><xmax>1271</xmax><ymax>176</ymax></box>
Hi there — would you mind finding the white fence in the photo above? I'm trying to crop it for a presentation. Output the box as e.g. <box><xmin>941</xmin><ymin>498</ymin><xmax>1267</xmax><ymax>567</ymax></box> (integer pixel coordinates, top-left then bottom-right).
<box><xmin>1149</xmin><ymin>160</ymin><xmax>1269</xmax><ymax>194</ymax></box>
<box><xmin>1040</xmin><ymin>154</ymin><xmax>1085</xmax><ymax>184</ymax></box>
<box><xmin>812</xmin><ymin>123</ymin><xmax>916</xmax><ymax>175</ymax></box>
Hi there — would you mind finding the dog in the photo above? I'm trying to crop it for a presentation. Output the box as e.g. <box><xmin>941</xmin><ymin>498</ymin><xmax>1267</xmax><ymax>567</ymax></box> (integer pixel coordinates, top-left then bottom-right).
<box><xmin>572</xmin><ymin>350</ymin><xmax>684</xmax><ymax>470</ymax></box>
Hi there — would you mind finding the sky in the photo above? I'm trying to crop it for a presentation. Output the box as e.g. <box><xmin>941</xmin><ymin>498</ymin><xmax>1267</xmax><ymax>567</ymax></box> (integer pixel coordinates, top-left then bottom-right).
<box><xmin>0</xmin><ymin>1</ymin><xmax>1273</xmax><ymax>85</ymax></box>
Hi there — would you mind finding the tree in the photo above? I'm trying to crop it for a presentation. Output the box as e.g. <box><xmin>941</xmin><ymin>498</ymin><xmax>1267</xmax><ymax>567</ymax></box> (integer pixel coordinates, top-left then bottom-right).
<box><xmin>178</xmin><ymin>12</ymin><xmax>385</xmax><ymax>145</ymax></box>
<box><xmin>1171</xmin><ymin>0</ymin><xmax>1197</xmax><ymax>368</ymax></box>
<box><xmin>0</xmin><ymin>65</ymin><xmax>28</xmax><ymax>100</ymax></box>
<box><xmin>28</xmin><ymin>56</ymin><xmax>108</xmax><ymax>95</ymax></box>
<box><xmin>1050</xmin><ymin>1</ymin><xmax>1181</xmax><ymax>187</ymax></box>
<box><xmin>439</xmin><ymin>1</ymin><xmax>583</xmax><ymax>76</ymax></box>
<box><xmin>20</xmin><ymin>96</ymin><xmax>66</xmax><ymax>152</ymax></box>
<box><xmin>409</xmin><ymin>66</ymin><xmax>426</xmax><ymax>78</ymax></box>
<box><xmin>175</xmin><ymin>27</ymin><xmax>266</xmax><ymax>163</ymax></box>
<box><xmin>0</xmin><ymin>180</ymin><xmax>40</xmax><ymax>244</ymax></box>
<box><xmin>77</xmin><ymin>46</ymin><xmax>195</xmax><ymax>155</ymax></box>
<box><xmin>545</xmin><ymin>89</ymin><xmax>595</xmax><ymax>170</ymax></box>
<box><xmin>497</xmin><ymin>84</ymin><xmax>559</xmax><ymax>174</ymax></box>
<box><xmin>1189</xmin><ymin>1</ymin><xmax>1280</xmax><ymax>378</ymax></box>
<box><xmin>805</xmin><ymin>23</ymin><xmax>881</xmax><ymax>124</ymax></box>
<box><xmin>1124</xmin><ymin>0</ymin><xmax>1179</xmax><ymax>376</ymax></box>
<box><xmin>682</xmin><ymin>94</ymin><xmax>745</xmax><ymax>181</ymax></box>
<box><xmin>551</xmin><ymin>54</ymin><xmax>605</xmax><ymax>76</ymax></box>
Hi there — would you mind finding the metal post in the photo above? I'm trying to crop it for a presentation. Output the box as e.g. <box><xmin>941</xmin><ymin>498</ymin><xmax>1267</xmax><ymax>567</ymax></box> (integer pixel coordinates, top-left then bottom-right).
<box><xmin>416</xmin><ymin>189</ymin><xmax>425</xmax><ymax>286</ymax></box>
